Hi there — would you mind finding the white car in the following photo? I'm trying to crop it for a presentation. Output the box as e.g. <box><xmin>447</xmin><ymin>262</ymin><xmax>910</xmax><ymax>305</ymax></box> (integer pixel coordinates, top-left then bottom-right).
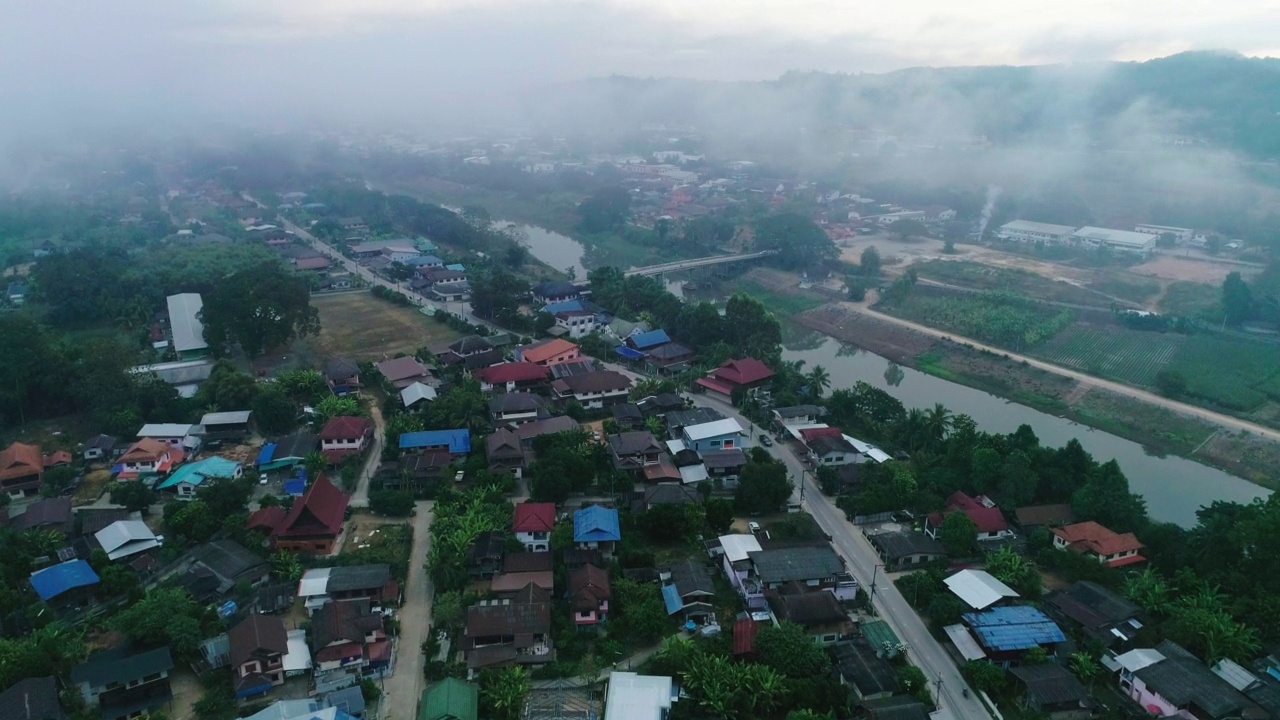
<box><xmin>748</xmin><ymin>521</ymin><xmax>762</xmax><ymax>534</ymax></box>
<box><xmin>259</xmin><ymin>473</ymin><xmax>269</xmax><ymax>485</ymax></box>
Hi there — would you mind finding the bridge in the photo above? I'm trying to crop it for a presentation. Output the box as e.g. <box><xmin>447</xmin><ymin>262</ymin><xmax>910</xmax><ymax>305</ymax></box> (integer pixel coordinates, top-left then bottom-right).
<box><xmin>625</xmin><ymin>250</ymin><xmax>778</xmax><ymax>277</ymax></box>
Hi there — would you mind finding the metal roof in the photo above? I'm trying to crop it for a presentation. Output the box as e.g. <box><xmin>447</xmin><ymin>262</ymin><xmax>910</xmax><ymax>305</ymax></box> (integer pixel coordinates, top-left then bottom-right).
<box><xmin>748</xmin><ymin>546</ymin><xmax>844</xmax><ymax>584</ymax></box>
<box><xmin>962</xmin><ymin>605</ymin><xmax>1066</xmax><ymax>651</ymax></box>
<box><xmin>944</xmin><ymin>624</ymin><xmax>987</xmax><ymax>660</ymax></box>
<box><xmin>573</xmin><ymin>505</ymin><xmax>620</xmax><ymax>542</ymax></box>
<box><xmin>1009</xmin><ymin>663</ymin><xmax>1091</xmax><ymax>707</ymax></box>
<box><xmin>604</xmin><ymin>673</ymin><xmax>674</xmax><ymax>720</ymax></box>
<box><xmin>29</xmin><ymin>559</ymin><xmax>99</xmax><ymax>600</ymax></box>
<box><xmin>95</xmin><ymin>520</ymin><xmax>160</xmax><ymax>560</ymax></box>
<box><xmin>682</xmin><ymin>418</ymin><xmax>743</xmax><ymax>441</ymax></box>
<box><xmin>860</xmin><ymin>620</ymin><xmax>902</xmax><ymax>658</ymax></box>
<box><xmin>400</xmin><ymin>382</ymin><xmax>438</xmax><ymax>407</ymax></box>
<box><xmin>297</xmin><ymin>568</ymin><xmax>333</xmax><ymax>597</ymax></box>
<box><xmin>399</xmin><ymin>429</ymin><xmax>471</xmax><ymax>453</ymax></box>
<box><xmin>718</xmin><ymin>533</ymin><xmax>763</xmax><ymax>563</ymax></box>
<box><xmin>200</xmin><ymin>410</ymin><xmax>252</xmax><ymax>426</ymax></box>
<box><xmin>138</xmin><ymin>423</ymin><xmax>196</xmax><ymax>438</ymax></box>
<box><xmin>167</xmin><ymin>293</ymin><xmax>208</xmax><ymax>353</ymax></box>
<box><xmin>945</xmin><ymin>569</ymin><xmax>1019</xmax><ymax>610</ymax></box>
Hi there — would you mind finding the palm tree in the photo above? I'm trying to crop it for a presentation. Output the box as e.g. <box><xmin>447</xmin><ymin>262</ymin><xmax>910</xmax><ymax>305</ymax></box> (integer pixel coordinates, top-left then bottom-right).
<box><xmin>807</xmin><ymin>365</ymin><xmax>832</xmax><ymax>399</ymax></box>
<box><xmin>923</xmin><ymin>403</ymin><xmax>954</xmax><ymax>449</ymax></box>
<box><xmin>481</xmin><ymin>666</ymin><xmax>530</xmax><ymax>720</ymax></box>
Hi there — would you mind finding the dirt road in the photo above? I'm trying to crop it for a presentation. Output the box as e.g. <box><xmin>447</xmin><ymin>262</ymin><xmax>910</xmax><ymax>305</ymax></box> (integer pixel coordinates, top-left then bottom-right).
<box><xmin>349</xmin><ymin>402</ymin><xmax>384</xmax><ymax>508</ymax></box>
<box><xmin>844</xmin><ymin>298</ymin><xmax>1280</xmax><ymax>443</ymax></box>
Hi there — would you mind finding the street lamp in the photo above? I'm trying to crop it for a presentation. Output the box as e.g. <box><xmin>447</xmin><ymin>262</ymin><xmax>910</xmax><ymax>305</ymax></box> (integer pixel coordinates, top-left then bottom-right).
<box><xmin>869</xmin><ymin>563</ymin><xmax>885</xmax><ymax>599</ymax></box>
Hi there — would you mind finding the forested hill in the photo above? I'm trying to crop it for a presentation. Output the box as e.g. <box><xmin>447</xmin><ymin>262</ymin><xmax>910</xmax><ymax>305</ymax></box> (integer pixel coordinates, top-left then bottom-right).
<box><xmin>532</xmin><ymin>52</ymin><xmax>1280</xmax><ymax>160</ymax></box>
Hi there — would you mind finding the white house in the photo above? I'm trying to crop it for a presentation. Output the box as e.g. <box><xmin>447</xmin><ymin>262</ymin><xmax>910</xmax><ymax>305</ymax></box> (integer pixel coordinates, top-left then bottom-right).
<box><xmin>554</xmin><ymin>310</ymin><xmax>597</xmax><ymax>339</ymax></box>
<box><xmin>997</xmin><ymin>220</ymin><xmax>1077</xmax><ymax>245</ymax></box>
<box><xmin>1070</xmin><ymin>226</ymin><xmax>1157</xmax><ymax>256</ymax></box>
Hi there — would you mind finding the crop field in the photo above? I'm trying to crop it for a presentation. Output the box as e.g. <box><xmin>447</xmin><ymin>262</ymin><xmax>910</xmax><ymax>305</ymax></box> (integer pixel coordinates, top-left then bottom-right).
<box><xmin>884</xmin><ymin>290</ymin><xmax>1075</xmax><ymax>350</ymax></box>
<box><xmin>313</xmin><ymin>291</ymin><xmax>463</xmax><ymax>361</ymax></box>
<box><xmin>1165</xmin><ymin>334</ymin><xmax>1280</xmax><ymax>411</ymax></box>
<box><xmin>1034</xmin><ymin>325</ymin><xmax>1184</xmax><ymax>387</ymax></box>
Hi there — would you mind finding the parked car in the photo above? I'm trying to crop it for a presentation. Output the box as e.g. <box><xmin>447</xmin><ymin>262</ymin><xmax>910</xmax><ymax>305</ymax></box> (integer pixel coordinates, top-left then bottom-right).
<box><xmin>259</xmin><ymin>473</ymin><xmax>269</xmax><ymax>485</ymax></box>
<box><xmin>748</xmin><ymin>521</ymin><xmax>762</xmax><ymax>534</ymax></box>
<box><xmin>759</xmin><ymin>435</ymin><xmax>773</xmax><ymax>447</ymax></box>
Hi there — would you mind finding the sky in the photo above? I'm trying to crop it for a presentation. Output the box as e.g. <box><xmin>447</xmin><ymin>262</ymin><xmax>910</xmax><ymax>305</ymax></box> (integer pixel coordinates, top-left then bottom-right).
<box><xmin>1</xmin><ymin>0</ymin><xmax>1278</xmax><ymax>134</ymax></box>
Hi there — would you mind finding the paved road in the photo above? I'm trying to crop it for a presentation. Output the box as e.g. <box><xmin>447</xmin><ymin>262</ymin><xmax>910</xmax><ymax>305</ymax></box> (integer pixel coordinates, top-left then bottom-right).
<box><xmin>380</xmin><ymin>501</ymin><xmax>435</xmax><ymax>720</ymax></box>
<box><xmin>840</xmin><ymin>297</ymin><xmax>1280</xmax><ymax>444</ymax></box>
<box><xmin>688</xmin><ymin>393</ymin><xmax>991</xmax><ymax>720</ymax></box>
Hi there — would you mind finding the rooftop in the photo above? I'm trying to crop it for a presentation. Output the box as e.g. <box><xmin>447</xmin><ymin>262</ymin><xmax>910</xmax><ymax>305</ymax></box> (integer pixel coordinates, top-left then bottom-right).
<box><xmin>682</xmin><ymin>418</ymin><xmax>743</xmax><ymax>441</ymax></box>
<box><xmin>30</xmin><ymin>559</ymin><xmax>99</xmax><ymax>600</ymax></box>
<box><xmin>604</xmin><ymin>673</ymin><xmax>674</xmax><ymax>720</ymax></box>
<box><xmin>945</xmin><ymin>569</ymin><xmax>1019</xmax><ymax>610</ymax></box>
<box><xmin>574</xmin><ymin>505</ymin><xmax>620</xmax><ymax>543</ymax></box>
<box><xmin>962</xmin><ymin>605</ymin><xmax>1066</xmax><ymax>651</ymax></box>
<box><xmin>167</xmin><ymin>293</ymin><xmax>208</xmax><ymax>353</ymax></box>
<box><xmin>748</xmin><ymin>546</ymin><xmax>844</xmax><ymax>583</ymax></box>
<box><xmin>400</xmin><ymin>429</ymin><xmax>471</xmax><ymax>453</ymax></box>
<box><xmin>71</xmin><ymin>644</ymin><xmax>174</xmax><ymax>689</ymax></box>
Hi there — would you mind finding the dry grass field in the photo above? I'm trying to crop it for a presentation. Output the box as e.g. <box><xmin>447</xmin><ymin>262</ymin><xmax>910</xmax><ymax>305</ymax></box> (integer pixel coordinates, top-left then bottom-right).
<box><xmin>312</xmin><ymin>291</ymin><xmax>463</xmax><ymax>361</ymax></box>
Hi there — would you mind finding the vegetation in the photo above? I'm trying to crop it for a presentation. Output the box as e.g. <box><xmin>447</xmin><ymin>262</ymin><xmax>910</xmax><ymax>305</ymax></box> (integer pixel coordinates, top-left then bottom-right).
<box><xmin>881</xmin><ymin>290</ymin><xmax>1075</xmax><ymax>351</ymax></box>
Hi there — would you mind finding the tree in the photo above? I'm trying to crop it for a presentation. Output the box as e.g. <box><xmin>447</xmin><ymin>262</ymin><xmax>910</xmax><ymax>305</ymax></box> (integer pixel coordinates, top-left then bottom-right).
<box><xmin>736</xmin><ymin>461</ymin><xmax>792</xmax><ymax>515</ymax></box>
<box><xmin>197</xmin><ymin>361</ymin><xmax>259</xmax><ymax>411</ymax></box>
<box><xmin>860</xmin><ymin>246</ymin><xmax>882</xmax><ymax>277</ymax></box>
<box><xmin>893</xmin><ymin>219</ymin><xmax>928</xmax><ymax>241</ymax></box>
<box><xmin>939</xmin><ymin>512</ymin><xmax>977</xmax><ymax>556</ymax></box>
<box><xmin>40</xmin><ymin>466</ymin><xmax>76</xmax><ymax>498</ymax></box>
<box><xmin>112</xmin><ymin>588</ymin><xmax>210</xmax><ymax>660</ymax></box>
<box><xmin>614</xmin><ymin>578</ymin><xmax>668</xmax><ymax>644</ymax></box>
<box><xmin>1222</xmin><ymin>271</ymin><xmax>1253</xmax><ymax>326</ymax></box>
<box><xmin>897</xmin><ymin>665</ymin><xmax>932</xmax><ymax>705</ymax></box>
<box><xmin>705</xmin><ymin>498</ymin><xmax>735</xmax><ymax>534</ymax></box>
<box><xmin>1069</xmin><ymin>652</ymin><xmax>1102</xmax><ymax>683</ymax></box>
<box><xmin>577</xmin><ymin>187</ymin><xmax>631</xmax><ymax>233</ymax></box>
<box><xmin>315</xmin><ymin>394</ymin><xmax>361</xmax><ymax>423</ymax></box>
<box><xmin>755</xmin><ymin>622</ymin><xmax>832</xmax><ymax>679</ymax></box>
<box><xmin>753</xmin><ymin>213</ymin><xmax>838</xmax><ymax>270</ymax></box>
<box><xmin>807</xmin><ymin>365</ymin><xmax>832</xmax><ymax>399</ymax></box>
<box><xmin>722</xmin><ymin>294</ymin><xmax>783</xmax><ymax>364</ymax></box>
<box><xmin>923</xmin><ymin>403</ymin><xmax>954</xmax><ymax>450</ymax></box>
<box><xmin>964</xmin><ymin>660</ymin><xmax>1008</xmax><ymax>694</ymax></box>
<box><xmin>1071</xmin><ymin>460</ymin><xmax>1148</xmax><ymax>533</ymax></box>
<box><xmin>252</xmin><ymin>387</ymin><xmax>297</xmax><ymax>435</ymax></box>
<box><xmin>986</xmin><ymin>545</ymin><xmax>1042</xmax><ymax>598</ymax></box>
<box><xmin>846</xmin><ymin>276</ymin><xmax>867</xmax><ymax>301</ymax></box>
<box><xmin>479</xmin><ymin>666</ymin><xmax>530</xmax><ymax>720</ymax></box>
<box><xmin>200</xmin><ymin>263</ymin><xmax>319</xmax><ymax>357</ymax></box>
<box><xmin>110</xmin><ymin>482</ymin><xmax>157</xmax><ymax>513</ymax></box>
<box><xmin>369</xmin><ymin>490</ymin><xmax>414</xmax><ymax>516</ymax></box>
<box><xmin>1155</xmin><ymin>369</ymin><xmax>1188</xmax><ymax>397</ymax></box>
<box><xmin>274</xmin><ymin>369</ymin><xmax>329</xmax><ymax>404</ymax></box>
<box><xmin>270</xmin><ymin>551</ymin><xmax>303</xmax><ymax>583</ymax></box>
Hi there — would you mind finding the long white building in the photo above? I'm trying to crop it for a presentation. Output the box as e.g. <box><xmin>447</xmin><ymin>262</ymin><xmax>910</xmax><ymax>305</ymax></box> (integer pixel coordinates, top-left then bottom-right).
<box><xmin>1134</xmin><ymin>224</ymin><xmax>1193</xmax><ymax>243</ymax></box>
<box><xmin>996</xmin><ymin>220</ymin><xmax>1077</xmax><ymax>245</ymax></box>
<box><xmin>1071</xmin><ymin>226</ymin><xmax>1157</xmax><ymax>256</ymax></box>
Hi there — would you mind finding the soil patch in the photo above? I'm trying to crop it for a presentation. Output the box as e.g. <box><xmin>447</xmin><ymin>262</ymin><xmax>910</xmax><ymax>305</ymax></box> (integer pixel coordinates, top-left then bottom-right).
<box><xmin>1130</xmin><ymin>256</ymin><xmax>1255</xmax><ymax>284</ymax></box>
<box><xmin>311</xmin><ymin>291</ymin><xmax>463</xmax><ymax>361</ymax></box>
<box><xmin>795</xmin><ymin>304</ymin><xmax>937</xmax><ymax>362</ymax></box>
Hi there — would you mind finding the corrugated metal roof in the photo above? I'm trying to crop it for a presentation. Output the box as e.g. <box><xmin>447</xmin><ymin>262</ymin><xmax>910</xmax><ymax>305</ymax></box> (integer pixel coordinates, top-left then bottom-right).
<box><xmin>945</xmin><ymin>569</ymin><xmax>1019</xmax><ymax>610</ymax></box>
<box><xmin>167</xmin><ymin>293</ymin><xmax>208</xmax><ymax>353</ymax></box>
<box><xmin>944</xmin><ymin>624</ymin><xmax>987</xmax><ymax>660</ymax></box>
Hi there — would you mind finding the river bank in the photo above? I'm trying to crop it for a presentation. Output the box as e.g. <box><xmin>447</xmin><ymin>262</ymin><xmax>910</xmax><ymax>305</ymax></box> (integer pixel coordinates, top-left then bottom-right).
<box><xmin>794</xmin><ymin>302</ymin><xmax>1280</xmax><ymax>489</ymax></box>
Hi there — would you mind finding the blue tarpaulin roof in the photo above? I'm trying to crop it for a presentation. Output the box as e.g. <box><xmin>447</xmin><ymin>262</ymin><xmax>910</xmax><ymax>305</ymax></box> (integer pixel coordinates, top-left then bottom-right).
<box><xmin>284</xmin><ymin>478</ymin><xmax>306</xmax><ymax>496</ymax></box>
<box><xmin>400</xmin><ymin>429</ymin><xmax>471</xmax><ymax>453</ymax></box>
<box><xmin>614</xmin><ymin>346</ymin><xmax>645</xmax><ymax>360</ymax></box>
<box><xmin>574</xmin><ymin>504</ymin><xmax>621</xmax><ymax>542</ymax></box>
<box><xmin>630</xmin><ymin>329</ymin><xmax>671</xmax><ymax>349</ymax></box>
<box><xmin>30</xmin><ymin>560</ymin><xmax>99</xmax><ymax>600</ymax></box>
<box><xmin>962</xmin><ymin>605</ymin><xmax>1066</xmax><ymax>651</ymax></box>
<box><xmin>662</xmin><ymin>585</ymin><xmax>684</xmax><ymax>615</ymax></box>
<box><xmin>256</xmin><ymin>443</ymin><xmax>276</xmax><ymax>467</ymax></box>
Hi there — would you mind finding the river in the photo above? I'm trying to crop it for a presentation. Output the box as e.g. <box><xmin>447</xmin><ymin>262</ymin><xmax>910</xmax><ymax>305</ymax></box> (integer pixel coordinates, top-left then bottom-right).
<box><xmin>514</xmin><ymin>218</ymin><xmax>1270</xmax><ymax>526</ymax></box>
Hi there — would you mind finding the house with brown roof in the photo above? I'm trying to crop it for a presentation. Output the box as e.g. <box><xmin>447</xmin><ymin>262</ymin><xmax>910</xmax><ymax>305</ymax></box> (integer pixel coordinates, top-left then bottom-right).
<box><xmin>229</xmin><ymin>613</ymin><xmax>289</xmax><ymax>698</ymax></box>
<box><xmin>491</xmin><ymin>553</ymin><xmax>554</xmax><ymax>597</ymax></box>
<box><xmin>319</xmin><ymin>416</ymin><xmax>373</xmax><ymax>464</ymax></box>
<box><xmin>550</xmin><ymin>370</ymin><xmax>632</xmax><ymax>409</ymax></box>
<box><xmin>322</xmin><ymin>358</ymin><xmax>361</xmax><ymax>396</ymax></box>
<box><xmin>311</xmin><ymin>598</ymin><xmax>387</xmax><ymax>686</ymax></box>
<box><xmin>1014</xmin><ymin>504</ymin><xmax>1077</xmax><ymax>529</ymax></box>
<box><xmin>463</xmin><ymin>597</ymin><xmax>554</xmax><ymax>674</ymax></box>
<box><xmin>1052</xmin><ymin>521</ymin><xmax>1145</xmax><ymax>568</ymax></box>
<box><xmin>12</xmin><ymin>497</ymin><xmax>74</xmax><ymax>535</ymax></box>
<box><xmin>925</xmin><ymin>492</ymin><xmax>1013</xmax><ymax>542</ymax></box>
<box><xmin>375</xmin><ymin>356</ymin><xmax>434</xmax><ymax>390</ymax></box>
<box><xmin>768</xmin><ymin>592</ymin><xmax>854</xmax><ymax>646</ymax></box>
<box><xmin>569</xmin><ymin>564</ymin><xmax>610</xmax><ymax>630</ymax></box>
<box><xmin>515</xmin><ymin>338</ymin><xmax>580</xmax><ymax>367</ymax></box>
<box><xmin>696</xmin><ymin>357</ymin><xmax>775</xmax><ymax>397</ymax></box>
<box><xmin>0</xmin><ymin>441</ymin><xmax>44</xmax><ymax>497</ymax></box>
<box><xmin>252</xmin><ymin>475</ymin><xmax>350</xmax><ymax>554</ymax></box>
<box><xmin>608</xmin><ymin>432</ymin><xmax>665</xmax><ymax>474</ymax></box>
<box><xmin>485</xmin><ymin>429</ymin><xmax>526</xmax><ymax>475</ymax></box>
<box><xmin>115</xmin><ymin>438</ymin><xmax>185</xmax><ymax>480</ymax></box>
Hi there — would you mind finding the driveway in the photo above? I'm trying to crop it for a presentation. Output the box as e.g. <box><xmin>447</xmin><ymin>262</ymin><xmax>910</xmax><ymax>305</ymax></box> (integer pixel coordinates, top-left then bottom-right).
<box><xmin>379</xmin><ymin>501</ymin><xmax>435</xmax><ymax>720</ymax></box>
<box><xmin>349</xmin><ymin>402</ymin><xmax>385</xmax><ymax>508</ymax></box>
<box><xmin>688</xmin><ymin>393</ymin><xmax>991</xmax><ymax>720</ymax></box>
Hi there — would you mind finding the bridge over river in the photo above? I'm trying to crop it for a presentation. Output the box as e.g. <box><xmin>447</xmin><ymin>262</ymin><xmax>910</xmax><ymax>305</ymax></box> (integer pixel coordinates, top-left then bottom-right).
<box><xmin>624</xmin><ymin>249</ymin><xmax>777</xmax><ymax>277</ymax></box>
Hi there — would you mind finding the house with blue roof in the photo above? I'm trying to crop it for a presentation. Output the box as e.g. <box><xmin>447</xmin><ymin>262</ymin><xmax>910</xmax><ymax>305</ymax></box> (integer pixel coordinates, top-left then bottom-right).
<box><xmin>541</xmin><ymin>299</ymin><xmax>585</xmax><ymax>316</ymax></box>
<box><xmin>627</xmin><ymin>329</ymin><xmax>671</xmax><ymax>351</ymax></box>
<box><xmin>399</xmin><ymin>429</ymin><xmax>472</xmax><ymax>455</ymax></box>
<box><xmin>30</xmin><ymin>559</ymin><xmax>99</xmax><ymax>603</ymax></box>
<box><xmin>158</xmin><ymin>456</ymin><xmax>243</xmax><ymax>500</ymax></box>
<box><xmin>573</xmin><ymin>505</ymin><xmax>620</xmax><ymax>558</ymax></box>
<box><xmin>445</xmin><ymin>263</ymin><xmax>466</xmax><ymax>272</ymax></box>
<box><xmin>961</xmin><ymin>605</ymin><xmax>1066</xmax><ymax>665</ymax></box>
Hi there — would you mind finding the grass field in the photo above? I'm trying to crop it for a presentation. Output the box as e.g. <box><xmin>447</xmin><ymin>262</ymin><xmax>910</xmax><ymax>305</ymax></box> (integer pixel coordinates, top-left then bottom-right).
<box><xmin>1166</xmin><ymin>334</ymin><xmax>1280</xmax><ymax>411</ymax></box>
<box><xmin>1034</xmin><ymin>324</ymin><xmax>1184</xmax><ymax>387</ymax></box>
<box><xmin>1157</xmin><ymin>281</ymin><xmax>1221</xmax><ymax>317</ymax></box>
<box><xmin>312</xmin><ymin>291</ymin><xmax>463</xmax><ymax>361</ymax></box>
<box><xmin>728</xmin><ymin>279</ymin><xmax>826</xmax><ymax>316</ymax></box>
<box><xmin>910</xmin><ymin>260</ymin><xmax>1160</xmax><ymax>309</ymax></box>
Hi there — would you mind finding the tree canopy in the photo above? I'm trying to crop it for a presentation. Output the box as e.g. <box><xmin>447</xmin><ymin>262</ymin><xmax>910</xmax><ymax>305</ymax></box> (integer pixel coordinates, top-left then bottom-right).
<box><xmin>201</xmin><ymin>263</ymin><xmax>319</xmax><ymax>357</ymax></box>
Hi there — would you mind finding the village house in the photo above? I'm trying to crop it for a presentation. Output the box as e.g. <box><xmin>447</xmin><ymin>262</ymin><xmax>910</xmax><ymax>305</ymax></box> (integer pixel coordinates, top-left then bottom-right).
<box><xmin>463</xmin><ymin>596</ymin><xmax>555</xmax><ymax>675</ymax></box>
<box><xmin>311</xmin><ymin>599</ymin><xmax>388</xmax><ymax>691</ymax></box>
<box><xmin>157</xmin><ymin>456</ymin><xmax>242</xmax><ymax>500</ymax></box>
<box><xmin>375</xmin><ymin>356</ymin><xmax>435</xmax><ymax>390</ymax></box>
<box><xmin>96</xmin><ymin>519</ymin><xmax>162</xmax><ymax>561</ymax></box>
<box><xmin>696</xmin><ymin>357</ymin><xmax>775</xmax><ymax>397</ymax></box>
<box><xmin>1116</xmin><ymin>641</ymin><xmax>1257</xmax><ymax>720</ymax></box>
<box><xmin>30</xmin><ymin>559</ymin><xmax>100</xmax><ymax>606</ymax></box>
<box><xmin>573</xmin><ymin>505</ymin><xmax>621</xmax><ymax>558</ymax></box>
<box><xmin>466</xmin><ymin>531</ymin><xmax>506</xmax><ymax>579</ymax></box>
<box><xmin>0</xmin><ymin>676</ymin><xmax>66</xmax><ymax>720</ymax></box>
<box><xmin>681</xmin><ymin>418</ymin><xmax>746</xmax><ymax>452</ymax></box>
<box><xmin>660</xmin><ymin>559</ymin><xmax>715</xmax><ymax>625</ymax></box>
<box><xmin>513</xmin><ymin>502</ymin><xmax>556</xmax><ymax>552</ymax></box>
<box><xmin>116</xmin><ymin>438</ymin><xmax>186</xmax><ymax>480</ymax></box>
<box><xmin>608</xmin><ymin>431</ymin><xmax>666</xmax><ymax>474</ymax></box>
<box><xmin>322</xmin><ymin>357</ymin><xmax>362</xmax><ymax>396</ymax></box>
<box><xmin>625</xmin><ymin>329</ymin><xmax>672</xmax><ymax>354</ymax></box>
<box><xmin>0</xmin><ymin>441</ymin><xmax>44</xmax><ymax>497</ymax></box>
<box><xmin>320</xmin><ymin>416</ymin><xmax>373</xmax><ymax>464</ymax></box>
<box><xmin>717</xmin><ymin>533</ymin><xmax>764</xmax><ymax>608</ymax></box>
<box><xmin>768</xmin><ymin>592</ymin><xmax>854</xmax><ymax>646</ymax></box>
<box><xmin>554</xmin><ymin>310</ymin><xmax>597</xmax><ymax>339</ymax></box>
<box><xmin>515</xmin><ymin>338</ymin><xmax>580</xmax><ymax>367</ymax></box>
<box><xmin>488</xmin><ymin>393</ymin><xmax>549</xmax><ymax>426</ymax></box>
<box><xmin>248</xmin><ymin>475</ymin><xmax>349</xmax><ymax>555</ymax></box>
<box><xmin>419</xmin><ymin>678</ymin><xmax>479</xmax><ymax>720</ymax></box>
<box><xmin>473</xmin><ymin>362</ymin><xmax>551</xmax><ymax>394</ymax></box>
<box><xmin>400</xmin><ymin>381</ymin><xmax>438</xmax><ymax>409</ymax></box>
<box><xmin>1009</xmin><ymin>663</ymin><xmax>1093</xmax><ymax>720</ymax></box>
<box><xmin>297</xmin><ymin>564</ymin><xmax>397</xmax><ymax>615</ymax></box>
<box><xmin>603</xmin><ymin>673</ymin><xmax>678</xmax><ymax>720</ymax></box>
<box><xmin>771</xmin><ymin>405</ymin><xmax>824</xmax><ymax>429</ymax></box>
<box><xmin>569</xmin><ymin>564</ymin><xmax>611</xmax><ymax>630</ymax></box>
<box><xmin>960</xmin><ymin>605</ymin><xmax>1066</xmax><ymax>665</ymax></box>
<box><xmin>515</xmin><ymin>416</ymin><xmax>579</xmax><ymax>452</ymax></box>
<box><xmin>229</xmin><ymin>614</ymin><xmax>290</xmax><ymax>699</ymax></box>
<box><xmin>806</xmin><ymin>433</ymin><xmax>859</xmax><ymax>467</ymax></box>
<box><xmin>485</xmin><ymin>429</ymin><xmax>526</xmax><ymax>475</ymax></box>
<box><xmin>82</xmin><ymin>434</ymin><xmax>119</xmax><ymax>461</ymax></box>
<box><xmin>550</xmin><ymin>370</ymin><xmax>632</xmax><ymax>409</ymax></box>
<box><xmin>665</xmin><ymin>407</ymin><xmax>725</xmax><ymax>438</ymax></box>
<box><xmin>200</xmin><ymin>411</ymin><xmax>253</xmax><ymax>444</ymax></box>
<box><xmin>532</xmin><ymin>280</ymin><xmax>580</xmax><ymax>305</ymax></box>
<box><xmin>71</xmin><ymin>645</ymin><xmax>174</xmax><ymax>720</ymax></box>
<box><xmin>945</xmin><ymin>569</ymin><xmax>1021</xmax><ymax>611</ymax></box>
<box><xmin>491</xmin><ymin>554</ymin><xmax>554</xmax><ymax>597</ymax></box>
<box><xmin>925</xmin><ymin>492</ymin><xmax>1013</xmax><ymax>542</ymax></box>
<box><xmin>644</xmin><ymin>342</ymin><xmax>695</xmax><ymax>375</ymax></box>
<box><xmin>400</xmin><ymin>428</ymin><xmax>471</xmax><ymax>456</ymax></box>
<box><xmin>1051</xmin><ymin>521</ymin><xmax>1146</xmax><ymax>567</ymax></box>
<box><xmin>12</xmin><ymin>496</ymin><xmax>74</xmax><ymax>535</ymax></box>
<box><xmin>832</xmin><ymin>640</ymin><xmax>900</xmax><ymax>700</ymax></box>
<box><xmin>745</xmin><ymin>546</ymin><xmax>858</xmax><ymax>601</ymax></box>
<box><xmin>1044</xmin><ymin>580</ymin><xmax>1144</xmax><ymax>649</ymax></box>
<box><xmin>867</xmin><ymin>530</ymin><xmax>947</xmax><ymax>570</ymax></box>
<box><xmin>180</xmin><ymin>539</ymin><xmax>272</xmax><ymax>593</ymax></box>
<box><xmin>701</xmin><ymin>448</ymin><xmax>748</xmax><ymax>487</ymax></box>
<box><xmin>610</xmin><ymin>403</ymin><xmax>644</xmax><ymax>431</ymax></box>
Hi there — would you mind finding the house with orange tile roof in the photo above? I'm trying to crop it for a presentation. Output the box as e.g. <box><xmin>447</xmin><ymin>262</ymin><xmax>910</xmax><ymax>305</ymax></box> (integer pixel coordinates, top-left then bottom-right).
<box><xmin>1051</xmin><ymin>521</ymin><xmax>1145</xmax><ymax>568</ymax></box>
<box><xmin>115</xmin><ymin>438</ymin><xmax>185</xmax><ymax>480</ymax></box>
<box><xmin>514</xmin><ymin>338</ymin><xmax>580</xmax><ymax>367</ymax></box>
<box><xmin>0</xmin><ymin>442</ymin><xmax>43</xmax><ymax>497</ymax></box>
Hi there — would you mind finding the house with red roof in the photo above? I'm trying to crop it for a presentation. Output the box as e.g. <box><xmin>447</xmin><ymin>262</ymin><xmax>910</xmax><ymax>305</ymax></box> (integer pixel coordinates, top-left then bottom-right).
<box><xmin>319</xmin><ymin>416</ymin><xmax>372</xmax><ymax>464</ymax></box>
<box><xmin>252</xmin><ymin>475</ymin><xmax>350</xmax><ymax>555</ymax></box>
<box><xmin>0</xmin><ymin>441</ymin><xmax>44</xmax><ymax>497</ymax></box>
<box><xmin>696</xmin><ymin>357</ymin><xmax>775</xmax><ymax>397</ymax></box>
<box><xmin>472</xmin><ymin>362</ymin><xmax>550</xmax><ymax>394</ymax></box>
<box><xmin>925</xmin><ymin>492</ymin><xmax>1013</xmax><ymax>542</ymax></box>
<box><xmin>513</xmin><ymin>502</ymin><xmax>556</xmax><ymax>552</ymax></box>
<box><xmin>1051</xmin><ymin>521</ymin><xmax>1145</xmax><ymax>567</ymax></box>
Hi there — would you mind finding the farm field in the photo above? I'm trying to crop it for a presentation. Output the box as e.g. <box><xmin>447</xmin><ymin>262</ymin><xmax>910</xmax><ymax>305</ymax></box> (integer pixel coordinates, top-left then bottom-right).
<box><xmin>1156</xmin><ymin>280</ymin><xmax>1221</xmax><ymax>317</ymax></box>
<box><xmin>312</xmin><ymin>291</ymin><xmax>463</xmax><ymax>361</ymax></box>
<box><xmin>1034</xmin><ymin>324</ymin><xmax>1184</xmax><ymax>387</ymax></box>
<box><xmin>880</xmin><ymin>290</ymin><xmax>1075</xmax><ymax>351</ymax></box>
<box><xmin>1165</xmin><ymin>334</ymin><xmax>1280</xmax><ymax>412</ymax></box>
<box><xmin>909</xmin><ymin>259</ymin><xmax>1162</xmax><ymax>309</ymax></box>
